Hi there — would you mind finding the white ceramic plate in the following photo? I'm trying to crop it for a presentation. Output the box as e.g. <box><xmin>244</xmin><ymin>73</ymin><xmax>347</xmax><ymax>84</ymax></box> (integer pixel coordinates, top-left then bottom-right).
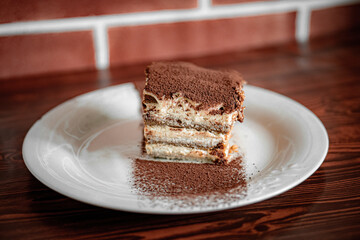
<box><xmin>23</xmin><ymin>84</ymin><xmax>328</xmax><ymax>214</ymax></box>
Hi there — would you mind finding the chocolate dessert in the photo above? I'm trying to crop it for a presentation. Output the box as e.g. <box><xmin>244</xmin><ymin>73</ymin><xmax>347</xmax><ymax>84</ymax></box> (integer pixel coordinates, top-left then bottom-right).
<box><xmin>142</xmin><ymin>62</ymin><xmax>245</xmax><ymax>164</ymax></box>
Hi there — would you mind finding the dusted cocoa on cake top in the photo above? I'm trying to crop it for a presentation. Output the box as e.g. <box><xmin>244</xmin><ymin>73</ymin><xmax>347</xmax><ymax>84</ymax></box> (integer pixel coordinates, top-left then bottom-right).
<box><xmin>144</xmin><ymin>61</ymin><xmax>245</xmax><ymax>121</ymax></box>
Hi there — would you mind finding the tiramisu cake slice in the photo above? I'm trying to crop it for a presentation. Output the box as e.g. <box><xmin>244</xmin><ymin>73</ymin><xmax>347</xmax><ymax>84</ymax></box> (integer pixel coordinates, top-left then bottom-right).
<box><xmin>142</xmin><ymin>62</ymin><xmax>245</xmax><ymax>165</ymax></box>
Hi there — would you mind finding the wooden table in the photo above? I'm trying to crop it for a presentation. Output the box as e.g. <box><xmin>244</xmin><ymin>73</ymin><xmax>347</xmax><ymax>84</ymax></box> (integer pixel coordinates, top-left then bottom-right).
<box><xmin>1</xmin><ymin>32</ymin><xmax>359</xmax><ymax>239</ymax></box>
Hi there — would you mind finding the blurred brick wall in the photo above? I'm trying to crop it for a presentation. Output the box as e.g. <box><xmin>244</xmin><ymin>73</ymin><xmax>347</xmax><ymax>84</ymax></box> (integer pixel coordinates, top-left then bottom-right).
<box><xmin>0</xmin><ymin>0</ymin><xmax>359</xmax><ymax>79</ymax></box>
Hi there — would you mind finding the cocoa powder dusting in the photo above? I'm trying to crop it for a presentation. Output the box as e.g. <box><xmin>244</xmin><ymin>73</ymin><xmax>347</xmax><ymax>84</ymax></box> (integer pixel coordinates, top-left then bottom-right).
<box><xmin>131</xmin><ymin>157</ymin><xmax>247</xmax><ymax>208</ymax></box>
<box><xmin>145</xmin><ymin>62</ymin><xmax>245</xmax><ymax>116</ymax></box>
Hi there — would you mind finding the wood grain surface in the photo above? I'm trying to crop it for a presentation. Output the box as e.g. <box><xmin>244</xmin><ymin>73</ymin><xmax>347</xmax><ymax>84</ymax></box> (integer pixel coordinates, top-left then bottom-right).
<box><xmin>0</xmin><ymin>31</ymin><xmax>360</xmax><ymax>239</ymax></box>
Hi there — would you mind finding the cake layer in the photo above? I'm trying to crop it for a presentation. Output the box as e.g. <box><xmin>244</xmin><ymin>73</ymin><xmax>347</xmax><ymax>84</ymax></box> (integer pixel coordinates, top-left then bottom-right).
<box><xmin>143</xmin><ymin>91</ymin><xmax>238</xmax><ymax>133</ymax></box>
<box><xmin>144</xmin><ymin>125</ymin><xmax>229</xmax><ymax>149</ymax></box>
<box><xmin>145</xmin><ymin>143</ymin><xmax>231</xmax><ymax>164</ymax></box>
<box><xmin>144</xmin><ymin>118</ymin><xmax>232</xmax><ymax>134</ymax></box>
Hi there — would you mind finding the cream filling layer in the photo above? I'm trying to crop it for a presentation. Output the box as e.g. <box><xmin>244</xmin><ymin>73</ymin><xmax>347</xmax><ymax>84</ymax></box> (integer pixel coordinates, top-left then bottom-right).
<box><xmin>144</xmin><ymin>125</ymin><xmax>229</xmax><ymax>148</ymax></box>
<box><xmin>146</xmin><ymin>142</ymin><xmax>231</xmax><ymax>161</ymax></box>
<box><xmin>145</xmin><ymin>143</ymin><xmax>230</xmax><ymax>163</ymax></box>
<box><xmin>143</xmin><ymin>90</ymin><xmax>238</xmax><ymax>132</ymax></box>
